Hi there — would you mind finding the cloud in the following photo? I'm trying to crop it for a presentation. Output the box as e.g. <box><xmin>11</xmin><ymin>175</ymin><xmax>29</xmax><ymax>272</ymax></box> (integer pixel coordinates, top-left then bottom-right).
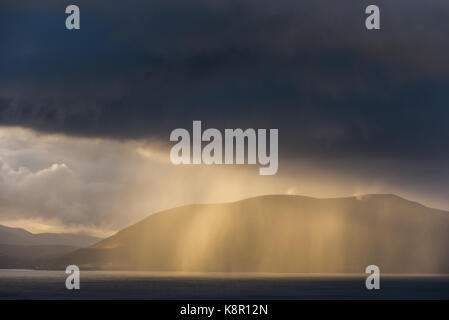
<box><xmin>0</xmin><ymin>128</ymin><xmax>127</xmax><ymax>231</ymax></box>
<box><xmin>0</xmin><ymin>127</ymin><xmax>298</xmax><ymax>234</ymax></box>
<box><xmin>0</xmin><ymin>0</ymin><xmax>448</xmax><ymax>161</ymax></box>
<box><xmin>1</xmin><ymin>1</ymin><xmax>449</xmax><ymax>233</ymax></box>
<box><xmin>1</xmin><ymin>126</ymin><xmax>449</xmax><ymax>236</ymax></box>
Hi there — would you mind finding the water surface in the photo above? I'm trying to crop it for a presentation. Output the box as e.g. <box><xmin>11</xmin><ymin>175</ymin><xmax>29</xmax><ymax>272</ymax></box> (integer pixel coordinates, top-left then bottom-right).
<box><xmin>0</xmin><ymin>270</ymin><xmax>448</xmax><ymax>300</ymax></box>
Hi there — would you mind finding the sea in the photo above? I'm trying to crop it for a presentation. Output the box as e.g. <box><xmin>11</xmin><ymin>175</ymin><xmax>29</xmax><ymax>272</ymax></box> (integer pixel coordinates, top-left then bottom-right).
<box><xmin>0</xmin><ymin>270</ymin><xmax>448</xmax><ymax>300</ymax></box>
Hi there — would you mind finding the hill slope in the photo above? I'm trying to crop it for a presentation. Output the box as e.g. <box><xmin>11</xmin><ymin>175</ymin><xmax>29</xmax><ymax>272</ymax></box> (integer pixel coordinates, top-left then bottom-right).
<box><xmin>0</xmin><ymin>225</ymin><xmax>102</xmax><ymax>268</ymax></box>
<box><xmin>0</xmin><ymin>244</ymin><xmax>79</xmax><ymax>269</ymax></box>
<box><xmin>0</xmin><ymin>225</ymin><xmax>101</xmax><ymax>247</ymax></box>
<box><xmin>55</xmin><ymin>194</ymin><xmax>449</xmax><ymax>273</ymax></box>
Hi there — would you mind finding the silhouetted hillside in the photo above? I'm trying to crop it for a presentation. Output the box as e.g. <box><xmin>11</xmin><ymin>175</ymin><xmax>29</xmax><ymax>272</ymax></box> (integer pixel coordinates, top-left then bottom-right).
<box><xmin>0</xmin><ymin>225</ymin><xmax>102</xmax><ymax>268</ymax></box>
<box><xmin>51</xmin><ymin>195</ymin><xmax>449</xmax><ymax>273</ymax></box>
<box><xmin>0</xmin><ymin>225</ymin><xmax>101</xmax><ymax>247</ymax></box>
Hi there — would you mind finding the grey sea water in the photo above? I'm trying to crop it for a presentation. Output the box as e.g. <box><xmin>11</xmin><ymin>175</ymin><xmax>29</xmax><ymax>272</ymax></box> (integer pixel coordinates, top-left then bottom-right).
<box><xmin>0</xmin><ymin>270</ymin><xmax>448</xmax><ymax>300</ymax></box>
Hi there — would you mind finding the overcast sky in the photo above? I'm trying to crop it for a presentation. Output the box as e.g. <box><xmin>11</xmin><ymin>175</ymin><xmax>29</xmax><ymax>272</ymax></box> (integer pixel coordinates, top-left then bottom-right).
<box><xmin>1</xmin><ymin>0</ymin><xmax>448</xmax><ymax>235</ymax></box>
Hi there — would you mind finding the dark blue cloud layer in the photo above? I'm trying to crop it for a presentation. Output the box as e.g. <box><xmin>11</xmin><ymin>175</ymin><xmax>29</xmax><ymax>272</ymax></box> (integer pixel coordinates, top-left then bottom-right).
<box><xmin>1</xmin><ymin>0</ymin><xmax>448</xmax><ymax>161</ymax></box>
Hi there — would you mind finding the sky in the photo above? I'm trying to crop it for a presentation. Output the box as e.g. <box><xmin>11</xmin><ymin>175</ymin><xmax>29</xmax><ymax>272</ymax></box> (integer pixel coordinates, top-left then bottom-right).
<box><xmin>0</xmin><ymin>0</ymin><xmax>448</xmax><ymax>235</ymax></box>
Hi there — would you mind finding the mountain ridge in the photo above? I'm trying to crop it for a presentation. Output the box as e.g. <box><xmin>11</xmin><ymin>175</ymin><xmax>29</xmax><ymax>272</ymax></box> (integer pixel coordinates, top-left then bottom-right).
<box><xmin>0</xmin><ymin>225</ymin><xmax>102</xmax><ymax>247</ymax></box>
<box><xmin>97</xmin><ymin>193</ymin><xmax>448</xmax><ymax>248</ymax></box>
<box><xmin>48</xmin><ymin>194</ymin><xmax>449</xmax><ymax>273</ymax></box>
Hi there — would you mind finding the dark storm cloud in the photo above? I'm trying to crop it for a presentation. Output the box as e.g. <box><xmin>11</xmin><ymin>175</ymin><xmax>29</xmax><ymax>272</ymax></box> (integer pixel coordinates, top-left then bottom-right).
<box><xmin>1</xmin><ymin>0</ymin><xmax>449</xmax><ymax>161</ymax></box>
